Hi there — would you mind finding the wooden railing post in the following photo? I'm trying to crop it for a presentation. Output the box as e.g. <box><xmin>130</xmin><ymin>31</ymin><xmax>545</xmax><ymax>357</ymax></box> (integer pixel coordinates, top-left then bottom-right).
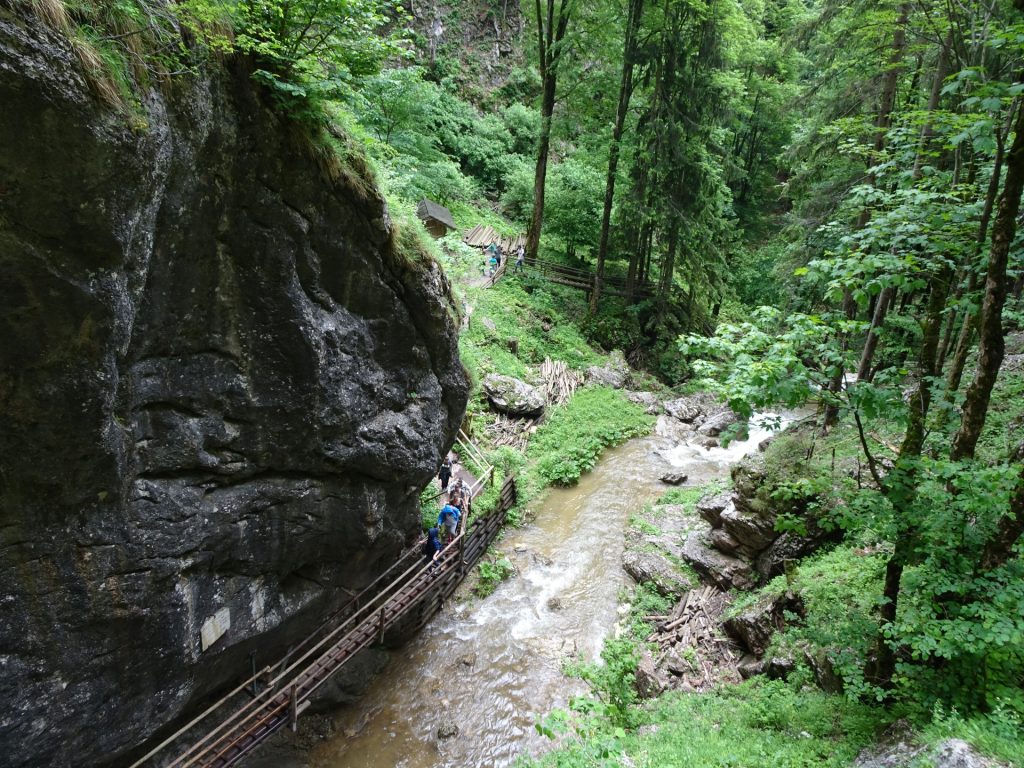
<box><xmin>289</xmin><ymin>685</ymin><xmax>298</xmax><ymax>732</ymax></box>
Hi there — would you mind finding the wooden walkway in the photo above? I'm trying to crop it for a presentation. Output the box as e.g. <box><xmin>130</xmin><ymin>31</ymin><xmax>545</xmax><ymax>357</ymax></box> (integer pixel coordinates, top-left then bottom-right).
<box><xmin>132</xmin><ymin>436</ymin><xmax>515</xmax><ymax>768</ymax></box>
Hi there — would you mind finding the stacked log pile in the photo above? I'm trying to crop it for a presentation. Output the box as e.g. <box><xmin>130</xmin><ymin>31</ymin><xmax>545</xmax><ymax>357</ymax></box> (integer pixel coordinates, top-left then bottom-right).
<box><xmin>643</xmin><ymin>585</ymin><xmax>742</xmax><ymax>690</ymax></box>
<box><xmin>540</xmin><ymin>357</ymin><xmax>581</xmax><ymax>405</ymax></box>
<box><xmin>484</xmin><ymin>414</ymin><xmax>538</xmax><ymax>450</ymax></box>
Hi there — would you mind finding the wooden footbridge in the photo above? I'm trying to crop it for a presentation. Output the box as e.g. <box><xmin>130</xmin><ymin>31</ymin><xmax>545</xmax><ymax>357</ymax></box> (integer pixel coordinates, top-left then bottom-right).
<box><xmin>131</xmin><ymin>432</ymin><xmax>515</xmax><ymax>768</ymax></box>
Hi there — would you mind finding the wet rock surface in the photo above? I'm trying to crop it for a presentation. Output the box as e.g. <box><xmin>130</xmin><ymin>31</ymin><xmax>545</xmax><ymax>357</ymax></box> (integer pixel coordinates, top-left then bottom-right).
<box><xmin>681</xmin><ymin>529</ymin><xmax>754</xmax><ymax>590</ymax></box>
<box><xmin>0</xmin><ymin>15</ymin><xmax>468</xmax><ymax>766</ymax></box>
<box><xmin>482</xmin><ymin>373</ymin><xmax>546</xmax><ymax>417</ymax></box>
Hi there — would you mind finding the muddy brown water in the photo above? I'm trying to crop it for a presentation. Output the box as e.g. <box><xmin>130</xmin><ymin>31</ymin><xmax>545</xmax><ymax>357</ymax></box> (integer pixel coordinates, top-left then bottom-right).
<box><xmin>311</xmin><ymin>415</ymin><xmax>790</xmax><ymax>768</ymax></box>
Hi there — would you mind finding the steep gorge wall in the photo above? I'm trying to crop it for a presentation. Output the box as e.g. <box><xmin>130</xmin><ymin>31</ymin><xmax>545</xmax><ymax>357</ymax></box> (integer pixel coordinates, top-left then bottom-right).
<box><xmin>0</xmin><ymin>11</ymin><xmax>468</xmax><ymax>766</ymax></box>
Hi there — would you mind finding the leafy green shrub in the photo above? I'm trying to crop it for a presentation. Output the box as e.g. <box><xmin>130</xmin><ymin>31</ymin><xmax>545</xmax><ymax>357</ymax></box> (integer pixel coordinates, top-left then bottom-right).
<box><xmin>476</xmin><ymin>553</ymin><xmax>514</xmax><ymax>597</ymax></box>
<box><xmin>528</xmin><ymin>388</ymin><xmax>654</xmax><ymax>486</ymax></box>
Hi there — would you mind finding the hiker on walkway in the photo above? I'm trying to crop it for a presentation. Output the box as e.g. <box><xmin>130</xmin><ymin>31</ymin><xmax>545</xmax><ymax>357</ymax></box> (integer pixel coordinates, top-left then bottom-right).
<box><xmin>438</xmin><ymin>456</ymin><xmax>452</xmax><ymax>492</ymax></box>
<box><xmin>423</xmin><ymin>527</ymin><xmax>443</xmax><ymax>570</ymax></box>
<box><xmin>514</xmin><ymin>244</ymin><xmax>525</xmax><ymax>274</ymax></box>
<box><xmin>438</xmin><ymin>502</ymin><xmax>461</xmax><ymax>543</ymax></box>
<box><xmin>488</xmin><ymin>253</ymin><xmax>498</xmax><ymax>277</ymax></box>
<box><xmin>494</xmin><ymin>243</ymin><xmax>502</xmax><ymax>269</ymax></box>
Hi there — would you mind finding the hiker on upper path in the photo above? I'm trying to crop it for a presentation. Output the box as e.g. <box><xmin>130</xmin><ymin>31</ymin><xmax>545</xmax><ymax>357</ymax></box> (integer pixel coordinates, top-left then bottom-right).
<box><xmin>438</xmin><ymin>456</ymin><xmax>452</xmax><ymax>492</ymax></box>
<box><xmin>514</xmin><ymin>244</ymin><xmax>525</xmax><ymax>274</ymax></box>
<box><xmin>438</xmin><ymin>502</ymin><xmax>461</xmax><ymax>543</ymax></box>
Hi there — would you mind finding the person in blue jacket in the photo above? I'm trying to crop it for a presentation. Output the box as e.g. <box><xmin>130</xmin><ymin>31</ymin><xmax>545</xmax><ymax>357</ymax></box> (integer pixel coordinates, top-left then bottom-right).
<box><xmin>438</xmin><ymin>503</ymin><xmax>461</xmax><ymax>543</ymax></box>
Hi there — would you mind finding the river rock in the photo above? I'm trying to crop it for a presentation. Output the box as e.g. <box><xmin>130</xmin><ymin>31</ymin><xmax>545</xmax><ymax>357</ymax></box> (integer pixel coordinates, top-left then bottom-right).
<box><xmin>696</xmin><ymin>493</ymin><xmax>731</xmax><ymax>527</ymax></box>
<box><xmin>696</xmin><ymin>410</ymin><xmax>741</xmax><ymax>437</ymax></box>
<box><xmin>547</xmin><ymin>596</ymin><xmax>564</xmax><ymax>611</ymax></box>
<box><xmin>663</xmin><ymin>393</ymin><xmax>716</xmax><ymax>423</ymax></box>
<box><xmin>681</xmin><ymin>531</ymin><xmax>753</xmax><ymax>590</ymax></box>
<box><xmin>482</xmin><ymin>374</ymin><xmax>546</xmax><ymax>417</ymax></box>
<box><xmin>659</xmin><ymin>471</ymin><xmax>688</xmax><ymax>485</ymax></box>
<box><xmin>720</xmin><ymin>503</ymin><xmax>777</xmax><ymax>551</ymax></box>
<box><xmin>697</xmin><ymin>436</ymin><xmax>721</xmax><ymax>449</ymax></box>
<box><xmin>655</xmin><ymin>414</ymin><xmax>695</xmax><ymax>442</ymax></box>
<box><xmin>626</xmin><ymin>390</ymin><xmax>663</xmax><ymax>414</ymax></box>
<box><xmin>0</xmin><ymin>16</ymin><xmax>469</xmax><ymax>767</ymax></box>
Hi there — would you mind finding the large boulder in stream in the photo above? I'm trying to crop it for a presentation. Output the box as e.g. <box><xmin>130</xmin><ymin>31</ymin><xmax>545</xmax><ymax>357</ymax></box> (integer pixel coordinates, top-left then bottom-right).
<box><xmin>696</xmin><ymin>409</ymin><xmax>742</xmax><ymax>437</ymax></box>
<box><xmin>662</xmin><ymin>393</ymin><xmax>717</xmax><ymax>424</ymax></box>
<box><xmin>482</xmin><ymin>374</ymin><xmax>546</xmax><ymax>417</ymax></box>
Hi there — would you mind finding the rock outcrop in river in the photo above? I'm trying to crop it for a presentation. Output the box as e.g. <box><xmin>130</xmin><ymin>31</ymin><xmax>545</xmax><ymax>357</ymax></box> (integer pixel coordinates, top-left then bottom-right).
<box><xmin>0</xmin><ymin>13</ymin><xmax>468</xmax><ymax>766</ymax></box>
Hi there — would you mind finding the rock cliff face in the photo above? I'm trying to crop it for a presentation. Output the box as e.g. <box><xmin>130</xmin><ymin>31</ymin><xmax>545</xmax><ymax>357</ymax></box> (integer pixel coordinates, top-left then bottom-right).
<box><xmin>0</xmin><ymin>12</ymin><xmax>468</xmax><ymax>766</ymax></box>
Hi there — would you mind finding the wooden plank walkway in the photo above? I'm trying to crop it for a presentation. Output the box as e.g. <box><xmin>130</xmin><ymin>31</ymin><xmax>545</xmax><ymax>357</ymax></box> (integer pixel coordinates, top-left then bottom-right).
<box><xmin>132</xmin><ymin>447</ymin><xmax>515</xmax><ymax>768</ymax></box>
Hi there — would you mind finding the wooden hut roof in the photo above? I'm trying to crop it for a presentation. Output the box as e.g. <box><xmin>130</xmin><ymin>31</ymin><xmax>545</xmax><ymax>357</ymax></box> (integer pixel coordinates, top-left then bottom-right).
<box><xmin>416</xmin><ymin>199</ymin><xmax>456</xmax><ymax>230</ymax></box>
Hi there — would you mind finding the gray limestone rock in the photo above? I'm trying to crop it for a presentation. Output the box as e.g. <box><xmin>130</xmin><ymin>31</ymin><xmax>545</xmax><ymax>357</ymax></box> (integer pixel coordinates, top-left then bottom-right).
<box><xmin>853</xmin><ymin>719</ymin><xmax>1008</xmax><ymax>768</ymax></box>
<box><xmin>0</xmin><ymin>15</ymin><xmax>468</xmax><ymax>767</ymax></box>
<box><xmin>586</xmin><ymin>364</ymin><xmax>628</xmax><ymax>389</ymax></box>
<box><xmin>626</xmin><ymin>390</ymin><xmax>662</xmax><ymax>414</ymax></box>
<box><xmin>681</xmin><ymin>531</ymin><xmax>753</xmax><ymax>590</ymax></box>
<box><xmin>722</xmin><ymin>592</ymin><xmax>803</xmax><ymax>657</ymax></box>
<box><xmin>662</xmin><ymin>393</ymin><xmax>716</xmax><ymax>423</ymax></box>
<box><xmin>695</xmin><ymin>493</ymin><xmax>732</xmax><ymax>528</ymax></box>
<box><xmin>756</xmin><ymin>531</ymin><xmax>820</xmax><ymax>580</ymax></box>
<box><xmin>659</xmin><ymin>471</ymin><xmax>688</xmax><ymax>485</ymax></box>
<box><xmin>709</xmin><ymin>527</ymin><xmax>745</xmax><ymax>557</ymax></box>
<box><xmin>655</xmin><ymin>414</ymin><xmax>695</xmax><ymax>442</ymax></box>
<box><xmin>635</xmin><ymin>652</ymin><xmax>667</xmax><ymax>699</ymax></box>
<box><xmin>697</xmin><ymin>410</ymin><xmax>741</xmax><ymax>437</ymax></box>
<box><xmin>482</xmin><ymin>374</ymin><xmax>546</xmax><ymax>417</ymax></box>
<box><xmin>622</xmin><ymin>550</ymin><xmax>693</xmax><ymax>599</ymax></box>
<box><xmin>720</xmin><ymin>503</ymin><xmax>778</xmax><ymax>551</ymax></box>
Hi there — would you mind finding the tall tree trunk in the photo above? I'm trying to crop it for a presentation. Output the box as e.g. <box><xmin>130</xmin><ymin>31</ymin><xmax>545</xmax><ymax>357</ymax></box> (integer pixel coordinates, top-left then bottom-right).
<box><xmin>525</xmin><ymin>0</ymin><xmax>572</xmax><ymax>263</ymax></box>
<box><xmin>592</xmin><ymin>0</ymin><xmax>644</xmax><ymax>314</ymax></box>
<box><xmin>945</xmin><ymin>101</ymin><xmax>1017</xmax><ymax>395</ymax></box>
<box><xmin>871</xmin><ymin>260</ymin><xmax>953</xmax><ymax>686</ymax></box>
<box><xmin>950</xmin><ymin>95</ymin><xmax>1024</xmax><ymax>461</ymax></box>
<box><xmin>856</xmin><ymin>285</ymin><xmax>894</xmax><ymax>382</ymax></box>
<box><xmin>911</xmin><ymin>30</ymin><xmax>953</xmax><ymax>179</ymax></box>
